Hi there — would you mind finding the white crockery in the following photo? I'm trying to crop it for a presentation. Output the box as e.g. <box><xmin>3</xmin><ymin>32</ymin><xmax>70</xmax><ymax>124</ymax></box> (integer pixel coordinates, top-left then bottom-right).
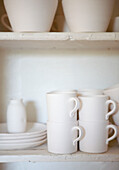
<box><xmin>0</xmin><ymin>139</ymin><xmax>47</xmax><ymax>150</ymax></box>
<box><xmin>7</xmin><ymin>99</ymin><xmax>27</xmax><ymax>133</ymax></box>
<box><xmin>0</xmin><ymin>122</ymin><xmax>46</xmax><ymax>140</ymax></box>
<box><xmin>0</xmin><ymin>135</ymin><xmax>46</xmax><ymax>144</ymax></box>
<box><xmin>74</xmin><ymin>120</ymin><xmax>117</xmax><ymax>153</ymax></box>
<box><xmin>46</xmin><ymin>91</ymin><xmax>79</xmax><ymax>122</ymax></box>
<box><xmin>47</xmin><ymin>121</ymin><xmax>82</xmax><ymax>154</ymax></box>
<box><xmin>104</xmin><ymin>86</ymin><xmax>119</xmax><ymax>125</ymax></box>
<box><xmin>78</xmin><ymin>95</ymin><xmax>116</xmax><ymax>121</ymax></box>
<box><xmin>2</xmin><ymin>0</ymin><xmax>58</xmax><ymax>32</ymax></box>
<box><xmin>62</xmin><ymin>0</ymin><xmax>115</xmax><ymax>32</ymax></box>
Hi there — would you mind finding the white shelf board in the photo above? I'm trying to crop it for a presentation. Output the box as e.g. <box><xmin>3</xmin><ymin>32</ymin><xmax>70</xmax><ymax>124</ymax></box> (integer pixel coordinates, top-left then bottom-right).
<box><xmin>0</xmin><ymin>140</ymin><xmax>118</xmax><ymax>163</ymax></box>
<box><xmin>0</xmin><ymin>32</ymin><xmax>118</xmax><ymax>50</ymax></box>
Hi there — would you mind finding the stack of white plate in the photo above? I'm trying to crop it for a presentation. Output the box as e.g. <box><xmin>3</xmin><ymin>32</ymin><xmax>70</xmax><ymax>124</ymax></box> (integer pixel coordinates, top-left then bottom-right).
<box><xmin>0</xmin><ymin>122</ymin><xmax>47</xmax><ymax>150</ymax></box>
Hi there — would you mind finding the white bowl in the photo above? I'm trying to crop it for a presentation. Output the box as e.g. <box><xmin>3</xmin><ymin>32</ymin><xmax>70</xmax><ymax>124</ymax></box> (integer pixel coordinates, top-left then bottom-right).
<box><xmin>62</xmin><ymin>0</ymin><xmax>115</xmax><ymax>32</ymax></box>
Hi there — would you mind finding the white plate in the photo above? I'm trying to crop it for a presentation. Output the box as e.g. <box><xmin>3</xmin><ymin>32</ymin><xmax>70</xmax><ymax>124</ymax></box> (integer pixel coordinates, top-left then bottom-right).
<box><xmin>0</xmin><ymin>139</ymin><xmax>47</xmax><ymax>150</ymax></box>
<box><xmin>0</xmin><ymin>122</ymin><xmax>47</xmax><ymax>140</ymax></box>
<box><xmin>0</xmin><ymin>134</ymin><xmax>47</xmax><ymax>144</ymax></box>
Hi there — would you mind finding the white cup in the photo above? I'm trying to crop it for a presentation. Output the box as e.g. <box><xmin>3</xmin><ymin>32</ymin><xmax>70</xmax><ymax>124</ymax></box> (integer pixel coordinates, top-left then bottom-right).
<box><xmin>78</xmin><ymin>95</ymin><xmax>116</xmax><ymax>121</ymax></box>
<box><xmin>104</xmin><ymin>86</ymin><xmax>119</xmax><ymax>125</ymax></box>
<box><xmin>1</xmin><ymin>0</ymin><xmax>58</xmax><ymax>32</ymax></box>
<box><xmin>62</xmin><ymin>0</ymin><xmax>115</xmax><ymax>32</ymax></box>
<box><xmin>47</xmin><ymin>121</ymin><xmax>83</xmax><ymax>154</ymax></box>
<box><xmin>78</xmin><ymin>89</ymin><xmax>104</xmax><ymax>96</ymax></box>
<box><xmin>73</xmin><ymin>120</ymin><xmax>117</xmax><ymax>153</ymax></box>
<box><xmin>46</xmin><ymin>91</ymin><xmax>80</xmax><ymax>122</ymax></box>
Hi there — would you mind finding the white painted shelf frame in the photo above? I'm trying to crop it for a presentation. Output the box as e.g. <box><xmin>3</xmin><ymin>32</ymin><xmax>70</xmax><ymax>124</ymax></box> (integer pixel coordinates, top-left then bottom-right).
<box><xmin>0</xmin><ymin>32</ymin><xmax>118</xmax><ymax>50</ymax></box>
<box><xmin>0</xmin><ymin>141</ymin><xmax>118</xmax><ymax>163</ymax></box>
<box><xmin>0</xmin><ymin>32</ymin><xmax>119</xmax><ymax>163</ymax></box>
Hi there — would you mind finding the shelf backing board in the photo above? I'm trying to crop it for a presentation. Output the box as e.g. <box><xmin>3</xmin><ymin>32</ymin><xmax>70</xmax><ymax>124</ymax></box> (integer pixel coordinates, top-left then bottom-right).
<box><xmin>0</xmin><ymin>32</ymin><xmax>118</xmax><ymax>50</ymax></box>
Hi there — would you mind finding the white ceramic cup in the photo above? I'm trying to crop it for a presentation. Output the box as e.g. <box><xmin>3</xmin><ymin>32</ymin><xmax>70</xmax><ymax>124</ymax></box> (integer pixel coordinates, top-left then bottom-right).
<box><xmin>104</xmin><ymin>87</ymin><xmax>119</xmax><ymax>125</ymax></box>
<box><xmin>62</xmin><ymin>0</ymin><xmax>115</xmax><ymax>32</ymax></box>
<box><xmin>47</xmin><ymin>121</ymin><xmax>83</xmax><ymax>154</ymax></box>
<box><xmin>46</xmin><ymin>91</ymin><xmax>80</xmax><ymax>122</ymax></box>
<box><xmin>78</xmin><ymin>89</ymin><xmax>104</xmax><ymax>96</ymax></box>
<box><xmin>73</xmin><ymin>120</ymin><xmax>117</xmax><ymax>153</ymax></box>
<box><xmin>2</xmin><ymin>0</ymin><xmax>58</xmax><ymax>32</ymax></box>
<box><xmin>78</xmin><ymin>95</ymin><xmax>116</xmax><ymax>121</ymax></box>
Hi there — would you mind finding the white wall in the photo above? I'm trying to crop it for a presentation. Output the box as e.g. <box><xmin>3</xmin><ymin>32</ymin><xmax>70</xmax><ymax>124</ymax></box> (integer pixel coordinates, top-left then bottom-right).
<box><xmin>0</xmin><ymin>48</ymin><xmax>119</xmax><ymax>123</ymax></box>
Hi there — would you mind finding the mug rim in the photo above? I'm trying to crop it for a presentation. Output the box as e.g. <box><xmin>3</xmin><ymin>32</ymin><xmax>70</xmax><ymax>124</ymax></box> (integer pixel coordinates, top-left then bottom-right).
<box><xmin>78</xmin><ymin>94</ymin><xmax>109</xmax><ymax>98</ymax></box>
<box><xmin>46</xmin><ymin>90</ymin><xmax>77</xmax><ymax>95</ymax></box>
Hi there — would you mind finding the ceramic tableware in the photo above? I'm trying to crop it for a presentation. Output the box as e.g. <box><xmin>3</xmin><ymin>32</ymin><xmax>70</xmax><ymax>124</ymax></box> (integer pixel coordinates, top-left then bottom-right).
<box><xmin>0</xmin><ymin>139</ymin><xmax>47</xmax><ymax>150</ymax></box>
<box><xmin>104</xmin><ymin>86</ymin><xmax>119</xmax><ymax>125</ymax></box>
<box><xmin>46</xmin><ymin>91</ymin><xmax>79</xmax><ymax>122</ymax></box>
<box><xmin>2</xmin><ymin>0</ymin><xmax>58</xmax><ymax>32</ymax></box>
<box><xmin>78</xmin><ymin>95</ymin><xmax>116</xmax><ymax>121</ymax></box>
<box><xmin>73</xmin><ymin>120</ymin><xmax>117</xmax><ymax>153</ymax></box>
<box><xmin>0</xmin><ymin>135</ymin><xmax>46</xmax><ymax>144</ymax></box>
<box><xmin>0</xmin><ymin>122</ymin><xmax>47</xmax><ymax>140</ymax></box>
<box><xmin>62</xmin><ymin>0</ymin><xmax>115</xmax><ymax>32</ymax></box>
<box><xmin>47</xmin><ymin>121</ymin><xmax>82</xmax><ymax>154</ymax></box>
<box><xmin>7</xmin><ymin>99</ymin><xmax>27</xmax><ymax>133</ymax></box>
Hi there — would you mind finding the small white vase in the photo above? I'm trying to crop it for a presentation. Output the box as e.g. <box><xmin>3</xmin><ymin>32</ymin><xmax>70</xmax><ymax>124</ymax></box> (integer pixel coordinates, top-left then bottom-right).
<box><xmin>7</xmin><ymin>99</ymin><xmax>27</xmax><ymax>133</ymax></box>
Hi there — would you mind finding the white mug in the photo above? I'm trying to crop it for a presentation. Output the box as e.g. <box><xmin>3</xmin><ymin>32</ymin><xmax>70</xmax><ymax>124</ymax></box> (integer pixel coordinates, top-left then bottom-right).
<box><xmin>104</xmin><ymin>86</ymin><xmax>119</xmax><ymax>126</ymax></box>
<box><xmin>47</xmin><ymin>121</ymin><xmax>82</xmax><ymax>154</ymax></box>
<box><xmin>73</xmin><ymin>120</ymin><xmax>117</xmax><ymax>153</ymax></box>
<box><xmin>2</xmin><ymin>0</ymin><xmax>58</xmax><ymax>32</ymax></box>
<box><xmin>62</xmin><ymin>0</ymin><xmax>115</xmax><ymax>32</ymax></box>
<box><xmin>46</xmin><ymin>91</ymin><xmax>80</xmax><ymax>122</ymax></box>
<box><xmin>78</xmin><ymin>95</ymin><xmax>116</xmax><ymax>121</ymax></box>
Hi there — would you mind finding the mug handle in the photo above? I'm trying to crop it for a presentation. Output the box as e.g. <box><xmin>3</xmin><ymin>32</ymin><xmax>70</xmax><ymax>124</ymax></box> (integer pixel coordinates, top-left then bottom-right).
<box><xmin>69</xmin><ymin>97</ymin><xmax>80</xmax><ymax>118</ymax></box>
<box><xmin>105</xmin><ymin>100</ymin><xmax>117</xmax><ymax>120</ymax></box>
<box><xmin>1</xmin><ymin>14</ymin><xmax>12</xmax><ymax>31</ymax></box>
<box><xmin>72</xmin><ymin>126</ymin><xmax>84</xmax><ymax>146</ymax></box>
<box><xmin>106</xmin><ymin>124</ymin><xmax>117</xmax><ymax>144</ymax></box>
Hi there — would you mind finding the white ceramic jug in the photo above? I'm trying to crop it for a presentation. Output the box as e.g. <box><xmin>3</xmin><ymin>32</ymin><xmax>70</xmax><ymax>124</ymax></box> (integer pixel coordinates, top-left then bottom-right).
<box><xmin>7</xmin><ymin>99</ymin><xmax>27</xmax><ymax>133</ymax></box>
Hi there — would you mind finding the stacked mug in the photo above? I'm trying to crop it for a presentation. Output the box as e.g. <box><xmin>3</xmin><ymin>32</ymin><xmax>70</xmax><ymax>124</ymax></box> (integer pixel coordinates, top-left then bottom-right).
<box><xmin>46</xmin><ymin>90</ymin><xmax>82</xmax><ymax>154</ymax></box>
<box><xmin>47</xmin><ymin>89</ymin><xmax>118</xmax><ymax>154</ymax></box>
<box><xmin>73</xmin><ymin>91</ymin><xmax>117</xmax><ymax>153</ymax></box>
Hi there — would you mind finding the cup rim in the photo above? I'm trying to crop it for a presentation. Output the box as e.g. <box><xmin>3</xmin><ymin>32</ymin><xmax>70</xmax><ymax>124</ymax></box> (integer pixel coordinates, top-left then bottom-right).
<box><xmin>78</xmin><ymin>94</ymin><xmax>109</xmax><ymax>98</ymax></box>
<box><xmin>46</xmin><ymin>90</ymin><xmax>77</xmax><ymax>95</ymax></box>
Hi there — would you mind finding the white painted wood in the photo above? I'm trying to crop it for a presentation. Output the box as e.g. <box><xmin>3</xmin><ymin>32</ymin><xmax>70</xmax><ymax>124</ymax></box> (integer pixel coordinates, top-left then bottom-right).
<box><xmin>0</xmin><ymin>32</ymin><xmax>118</xmax><ymax>50</ymax></box>
<box><xmin>0</xmin><ymin>141</ymin><xmax>118</xmax><ymax>163</ymax></box>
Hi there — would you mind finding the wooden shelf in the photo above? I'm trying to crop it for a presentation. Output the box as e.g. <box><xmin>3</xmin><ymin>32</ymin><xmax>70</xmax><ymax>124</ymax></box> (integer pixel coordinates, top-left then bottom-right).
<box><xmin>0</xmin><ymin>140</ymin><xmax>118</xmax><ymax>163</ymax></box>
<box><xmin>0</xmin><ymin>32</ymin><xmax>118</xmax><ymax>50</ymax></box>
